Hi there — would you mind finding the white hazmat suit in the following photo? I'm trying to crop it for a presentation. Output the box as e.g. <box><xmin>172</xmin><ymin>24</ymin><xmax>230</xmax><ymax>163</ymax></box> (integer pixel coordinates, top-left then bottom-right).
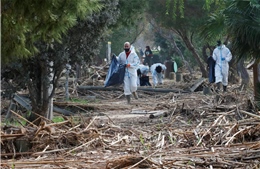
<box><xmin>212</xmin><ymin>44</ymin><xmax>232</xmax><ymax>86</ymax></box>
<box><xmin>150</xmin><ymin>63</ymin><xmax>166</xmax><ymax>86</ymax></box>
<box><xmin>117</xmin><ymin>46</ymin><xmax>140</xmax><ymax>95</ymax></box>
<box><xmin>137</xmin><ymin>64</ymin><xmax>149</xmax><ymax>86</ymax></box>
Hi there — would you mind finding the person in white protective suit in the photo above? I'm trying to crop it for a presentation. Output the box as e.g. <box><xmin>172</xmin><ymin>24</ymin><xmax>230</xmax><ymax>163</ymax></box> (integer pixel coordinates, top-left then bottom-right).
<box><xmin>150</xmin><ymin>63</ymin><xmax>166</xmax><ymax>87</ymax></box>
<box><xmin>117</xmin><ymin>42</ymin><xmax>140</xmax><ymax>104</ymax></box>
<box><xmin>136</xmin><ymin>63</ymin><xmax>150</xmax><ymax>86</ymax></box>
<box><xmin>212</xmin><ymin>40</ymin><xmax>232</xmax><ymax>92</ymax></box>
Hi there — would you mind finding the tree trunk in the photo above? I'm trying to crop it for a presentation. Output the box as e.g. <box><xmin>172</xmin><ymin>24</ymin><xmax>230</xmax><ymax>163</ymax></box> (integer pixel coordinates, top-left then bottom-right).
<box><xmin>180</xmin><ymin>34</ymin><xmax>207</xmax><ymax>77</ymax></box>
<box><xmin>148</xmin><ymin>21</ymin><xmax>193</xmax><ymax>74</ymax></box>
<box><xmin>169</xmin><ymin>35</ymin><xmax>193</xmax><ymax>74</ymax></box>
<box><xmin>237</xmin><ymin>58</ymin><xmax>250</xmax><ymax>89</ymax></box>
<box><xmin>28</xmin><ymin>58</ymin><xmax>52</xmax><ymax>125</ymax></box>
<box><xmin>253</xmin><ymin>61</ymin><xmax>260</xmax><ymax>101</ymax></box>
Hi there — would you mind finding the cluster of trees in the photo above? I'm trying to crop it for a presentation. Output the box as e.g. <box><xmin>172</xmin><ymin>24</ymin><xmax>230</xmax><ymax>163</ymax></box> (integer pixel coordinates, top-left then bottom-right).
<box><xmin>147</xmin><ymin>0</ymin><xmax>260</xmax><ymax>101</ymax></box>
<box><xmin>1</xmin><ymin>0</ymin><xmax>146</xmax><ymax>123</ymax></box>
<box><xmin>1</xmin><ymin>0</ymin><xmax>260</xmax><ymax>122</ymax></box>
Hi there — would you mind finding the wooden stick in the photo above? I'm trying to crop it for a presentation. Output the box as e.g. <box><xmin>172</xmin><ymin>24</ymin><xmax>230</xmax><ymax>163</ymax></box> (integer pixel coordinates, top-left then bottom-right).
<box><xmin>225</xmin><ymin>127</ymin><xmax>248</xmax><ymax>147</ymax></box>
<box><xmin>197</xmin><ymin>115</ymin><xmax>224</xmax><ymax>146</ymax></box>
<box><xmin>80</xmin><ymin>116</ymin><xmax>97</xmax><ymax>133</ymax></box>
<box><xmin>32</xmin><ymin>148</ymin><xmax>69</xmax><ymax>156</ymax></box>
<box><xmin>239</xmin><ymin>110</ymin><xmax>260</xmax><ymax>119</ymax></box>
<box><xmin>65</xmin><ymin>138</ymin><xmax>99</xmax><ymax>155</ymax></box>
<box><xmin>35</xmin><ymin>145</ymin><xmax>49</xmax><ymax>160</ymax></box>
<box><xmin>1</xmin><ymin>159</ymin><xmax>84</xmax><ymax>165</ymax></box>
<box><xmin>149</xmin><ymin>111</ymin><xmax>168</xmax><ymax>118</ymax></box>
<box><xmin>10</xmin><ymin>110</ymin><xmax>38</xmax><ymax>128</ymax></box>
<box><xmin>128</xmin><ymin>148</ymin><xmax>161</xmax><ymax>169</ymax></box>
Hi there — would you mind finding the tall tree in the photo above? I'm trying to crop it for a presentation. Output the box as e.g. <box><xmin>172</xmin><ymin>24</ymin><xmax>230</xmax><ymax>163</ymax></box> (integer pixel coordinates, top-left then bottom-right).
<box><xmin>146</xmin><ymin>0</ymin><xmax>214</xmax><ymax>77</ymax></box>
<box><xmin>1</xmin><ymin>0</ymin><xmax>101</xmax><ymax>63</ymax></box>
<box><xmin>224</xmin><ymin>0</ymin><xmax>260</xmax><ymax>102</ymax></box>
<box><xmin>1</xmin><ymin>0</ymin><xmax>148</xmax><ymax>123</ymax></box>
<box><xmin>100</xmin><ymin>0</ymin><xmax>148</xmax><ymax>56</ymax></box>
<box><xmin>200</xmin><ymin>0</ymin><xmax>260</xmax><ymax>103</ymax></box>
<box><xmin>1</xmin><ymin>0</ymin><xmax>121</xmax><ymax>123</ymax></box>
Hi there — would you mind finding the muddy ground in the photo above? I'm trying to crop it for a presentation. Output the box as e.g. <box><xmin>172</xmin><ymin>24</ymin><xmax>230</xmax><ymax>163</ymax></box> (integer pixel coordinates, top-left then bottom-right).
<box><xmin>1</xmin><ymin>75</ymin><xmax>260</xmax><ymax>169</ymax></box>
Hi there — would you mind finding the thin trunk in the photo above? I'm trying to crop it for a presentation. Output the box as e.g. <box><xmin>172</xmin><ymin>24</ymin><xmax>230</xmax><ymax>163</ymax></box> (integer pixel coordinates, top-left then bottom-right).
<box><xmin>237</xmin><ymin>58</ymin><xmax>249</xmax><ymax>90</ymax></box>
<box><xmin>41</xmin><ymin>59</ymin><xmax>51</xmax><ymax>118</ymax></box>
<box><xmin>28</xmin><ymin>59</ymin><xmax>51</xmax><ymax>125</ymax></box>
<box><xmin>169</xmin><ymin>35</ymin><xmax>193</xmax><ymax>74</ymax></box>
<box><xmin>253</xmin><ymin>61</ymin><xmax>260</xmax><ymax>101</ymax></box>
<box><xmin>180</xmin><ymin>33</ymin><xmax>207</xmax><ymax>77</ymax></box>
<box><xmin>148</xmin><ymin>21</ymin><xmax>192</xmax><ymax>74</ymax></box>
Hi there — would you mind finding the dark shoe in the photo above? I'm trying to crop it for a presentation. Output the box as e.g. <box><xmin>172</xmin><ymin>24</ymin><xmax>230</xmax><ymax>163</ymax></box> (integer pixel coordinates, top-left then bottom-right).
<box><xmin>217</xmin><ymin>82</ymin><xmax>221</xmax><ymax>90</ymax></box>
<box><xmin>126</xmin><ymin>95</ymin><xmax>131</xmax><ymax>104</ymax></box>
<box><xmin>223</xmin><ymin>86</ymin><xmax>227</xmax><ymax>92</ymax></box>
<box><xmin>132</xmin><ymin>92</ymin><xmax>138</xmax><ymax>99</ymax></box>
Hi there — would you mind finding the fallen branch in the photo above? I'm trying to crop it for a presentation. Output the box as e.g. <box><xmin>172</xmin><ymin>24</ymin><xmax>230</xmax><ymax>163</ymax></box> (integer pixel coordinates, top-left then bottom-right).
<box><xmin>239</xmin><ymin>110</ymin><xmax>260</xmax><ymax>119</ymax></box>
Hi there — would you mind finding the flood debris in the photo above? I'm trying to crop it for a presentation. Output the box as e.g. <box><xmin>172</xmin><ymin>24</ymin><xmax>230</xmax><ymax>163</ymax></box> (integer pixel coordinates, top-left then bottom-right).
<box><xmin>1</xmin><ymin>76</ymin><xmax>260</xmax><ymax>169</ymax></box>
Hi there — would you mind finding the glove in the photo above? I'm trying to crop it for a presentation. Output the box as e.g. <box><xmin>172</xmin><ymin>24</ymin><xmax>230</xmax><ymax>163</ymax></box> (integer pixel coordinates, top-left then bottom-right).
<box><xmin>126</xmin><ymin>64</ymin><xmax>130</xmax><ymax>68</ymax></box>
<box><xmin>221</xmin><ymin>57</ymin><xmax>225</xmax><ymax>61</ymax></box>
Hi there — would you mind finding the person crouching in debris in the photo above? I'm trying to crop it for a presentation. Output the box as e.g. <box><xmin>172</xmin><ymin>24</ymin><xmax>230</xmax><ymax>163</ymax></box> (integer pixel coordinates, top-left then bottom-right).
<box><xmin>117</xmin><ymin>42</ymin><xmax>140</xmax><ymax>104</ymax></box>
<box><xmin>137</xmin><ymin>63</ymin><xmax>151</xmax><ymax>86</ymax></box>
<box><xmin>150</xmin><ymin>63</ymin><xmax>166</xmax><ymax>87</ymax></box>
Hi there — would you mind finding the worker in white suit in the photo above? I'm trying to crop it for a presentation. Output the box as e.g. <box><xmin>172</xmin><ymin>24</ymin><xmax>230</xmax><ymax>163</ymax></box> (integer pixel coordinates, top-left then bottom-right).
<box><xmin>150</xmin><ymin>63</ymin><xmax>166</xmax><ymax>87</ymax></box>
<box><xmin>117</xmin><ymin>42</ymin><xmax>140</xmax><ymax>103</ymax></box>
<box><xmin>137</xmin><ymin>63</ymin><xmax>149</xmax><ymax>86</ymax></box>
<box><xmin>212</xmin><ymin>40</ymin><xmax>232</xmax><ymax>92</ymax></box>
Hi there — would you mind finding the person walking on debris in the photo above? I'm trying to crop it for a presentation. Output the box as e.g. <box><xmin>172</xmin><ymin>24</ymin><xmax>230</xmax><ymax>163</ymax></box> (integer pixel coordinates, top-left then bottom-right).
<box><xmin>117</xmin><ymin>42</ymin><xmax>140</xmax><ymax>104</ymax></box>
<box><xmin>144</xmin><ymin>46</ymin><xmax>153</xmax><ymax>67</ymax></box>
<box><xmin>137</xmin><ymin>63</ymin><xmax>151</xmax><ymax>86</ymax></box>
<box><xmin>212</xmin><ymin>40</ymin><xmax>232</xmax><ymax>92</ymax></box>
<box><xmin>150</xmin><ymin>63</ymin><xmax>166</xmax><ymax>87</ymax></box>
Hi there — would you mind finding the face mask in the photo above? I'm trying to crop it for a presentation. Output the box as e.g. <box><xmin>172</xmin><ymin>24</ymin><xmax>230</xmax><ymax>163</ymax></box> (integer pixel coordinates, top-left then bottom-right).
<box><xmin>124</xmin><ymin>48</ymin><xmax>130</xmax><ymax>52</ymax></box>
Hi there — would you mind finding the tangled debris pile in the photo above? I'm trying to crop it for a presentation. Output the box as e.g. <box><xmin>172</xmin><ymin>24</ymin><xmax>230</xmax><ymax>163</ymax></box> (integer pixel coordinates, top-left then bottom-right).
<box><xmin>1</xmin><ymin>80</ymin><xmax>260</xmax><ymax>169</ymax></box>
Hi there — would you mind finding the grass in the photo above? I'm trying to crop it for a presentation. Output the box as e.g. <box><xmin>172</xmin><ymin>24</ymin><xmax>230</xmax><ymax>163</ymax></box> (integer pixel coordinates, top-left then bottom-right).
<box><xmin>52</xmin><ymin>116</ymin><xmax>65</xmax><ymax>123</ymax></box>
<box><xmin>2</xmin><ymin>117</ymin><xmax>27</xmax><ymax>127</ymax></box>
<box><xmin>70</xmin><ymin>97</ymin><xmax>89</xmax><ymax>104</ymax></box>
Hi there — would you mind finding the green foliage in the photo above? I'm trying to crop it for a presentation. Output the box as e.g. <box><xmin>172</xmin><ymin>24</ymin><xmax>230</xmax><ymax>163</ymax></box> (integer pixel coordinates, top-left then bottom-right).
<box><xmin>203</xmin><ymin>0</ymin><xmax>225</xmax><ymax>11</ymax></box>
<box><xmin>199</xmin><ymin>13</ymin><xmax>226</xmax><ymax>42</ymax></box>
<box><xmin>106</xmin><ymin>26</ymin><xmax>140</xmax><ymax>55</ymax></box>
<box><xmin>171</xmin><ymin>55</ymin><xmax>183</xmax><ymax>68</ymax></box>
<box><xmin>1</xmin><ymin>0</ymin><xmax>121</xmax><ymax>119</ymax></box>
<box><xmin>113</xmin><ymin>0</ymin><xmax>147</xmax><ymax>27</ymax></box>
<box><xmin>1</xmin><ymin>0</ymin><xmax>102</xmax><ymax>63</ymax></box>
<box><xmin>4</xmin><ymin>118</ymin><xmax>27</xmax><ymax>127</ymax></box>
<box><xmin>148</xmin><ymin>0</ymin><xmax>209</xmax><ymax>31</ymax></box>
<box><xmin>200</xmin><ymin>0</ymin><xmax>260</xmax><ymax>59</ymax></box>
<box><xmin>139</xmin><ymin>134</ymin><xmax>145</xmax><ymax>145</ymax></box>
<box><xmin>224</xmin><ymin>0</ymin><xmax>260</xmax><ymax>59</ymax></box>
<box><xmin>70</xmin><ymin>98</ymin><xmax>88</xmax><ymax>104</ymax></box>
<box><xmin>166</xmin><ymin>0</ymin><xmax>184</xmax><ymax>20</ymax></box>
<box><xmin>100</xmin><ymin>0</ymin><xmax>148</xmax><ymax>57</ymax></box>
<box><xmin>52</xmin><ymin>116</ymin><xmax>65</xmax><ymax>123</ymax></box>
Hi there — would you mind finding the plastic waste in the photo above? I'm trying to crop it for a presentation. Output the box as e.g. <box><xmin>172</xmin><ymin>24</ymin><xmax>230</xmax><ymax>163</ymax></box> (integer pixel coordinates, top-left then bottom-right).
<box><xmin>104</xmin><ymin>56</ymin><xmax>125</xmax><ymax>87</ymax></box>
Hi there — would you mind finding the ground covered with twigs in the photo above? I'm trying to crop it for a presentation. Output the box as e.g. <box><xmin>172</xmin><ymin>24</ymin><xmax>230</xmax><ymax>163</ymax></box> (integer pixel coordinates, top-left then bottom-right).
<box><xmin>1</xmin><ymin>73</ymin><xmax>260</xmax><ymax>169</ymax></box>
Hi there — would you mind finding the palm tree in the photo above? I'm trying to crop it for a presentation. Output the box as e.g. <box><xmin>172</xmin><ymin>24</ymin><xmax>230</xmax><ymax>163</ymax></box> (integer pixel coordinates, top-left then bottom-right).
<box><xmin>224</xmin><ymin>0</ymin><xmax>260</xmax><ymax>103</ymax></box>
<box><xmin>201</xmin><ymin>0</ymin><xmax>260</xmax><ymax>105</ymax></box>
